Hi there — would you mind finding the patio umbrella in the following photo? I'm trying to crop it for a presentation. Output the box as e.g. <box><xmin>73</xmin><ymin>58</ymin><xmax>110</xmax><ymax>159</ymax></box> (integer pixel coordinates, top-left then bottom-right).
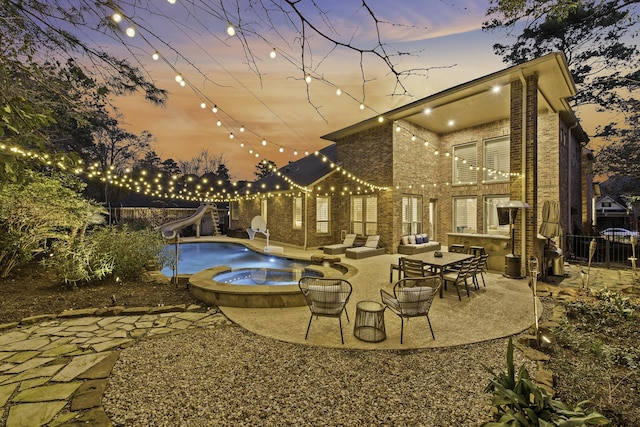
<box><xmin>539</xmin><ymin>200</ymin><xmax>562</xmax><ymax>238</ymax></box>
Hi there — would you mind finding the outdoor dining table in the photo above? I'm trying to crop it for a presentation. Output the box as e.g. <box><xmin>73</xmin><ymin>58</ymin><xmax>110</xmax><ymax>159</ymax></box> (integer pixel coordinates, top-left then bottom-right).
<box><xmin>407</xmin><ymin>251</ymin><xmax>474</xmax><ymax>298</ymax></box>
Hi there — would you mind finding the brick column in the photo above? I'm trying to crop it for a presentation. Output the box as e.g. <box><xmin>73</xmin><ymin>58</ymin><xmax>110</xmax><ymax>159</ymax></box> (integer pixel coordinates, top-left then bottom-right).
<box><xmin>510</xmin><ymin>75</ymin><xmax>538</xmax><ymax>275</ymax></box>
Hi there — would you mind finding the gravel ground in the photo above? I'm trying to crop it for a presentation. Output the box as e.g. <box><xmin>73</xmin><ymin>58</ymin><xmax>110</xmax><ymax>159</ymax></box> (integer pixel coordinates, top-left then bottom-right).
<box><xmin>103</xmin><ymin>325</ymin><xmax>535</xmax><ymax>426</ymax></box>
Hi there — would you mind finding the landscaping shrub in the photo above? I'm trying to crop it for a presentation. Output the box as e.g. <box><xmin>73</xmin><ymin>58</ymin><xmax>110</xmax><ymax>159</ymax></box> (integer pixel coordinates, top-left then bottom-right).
<box><xmin>484</xmin><ymin>337</ymin><xmax>611</xmax><ymax>426</ymax></box>
<box><xmin>0</xmin><ymin>172</ymin><xmax>103</xmax><ymax>278</ymax></box>
<box><xmin>46</xmin><ymin>225</ymin><xmax>168</xmax><ymax>284</ymax></box>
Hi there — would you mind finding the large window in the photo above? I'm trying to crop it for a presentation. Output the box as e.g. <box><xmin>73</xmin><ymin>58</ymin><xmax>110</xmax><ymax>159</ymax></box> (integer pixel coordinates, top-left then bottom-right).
<box><xmin>453</xmin><ymin>142</ymin><xmax>477</xmax><ymax>184</ymax></box>
<box><xmin>453</xmin><ymin>197</ymin><xmax>477</xmax><ymax>234</ymax></box>
<box><xmin>402</xmin><ymin>195</ymin><xmax>422</xmax><ymax>235</ymax></box>
<box><xmin>485</xmin><ymin>195</ymin><xmax>510</xmax><ymax>235</ymax></box>
<box><xmin>230</xmin><ymin>201</ymin><xmax>239</xmax><ymax>221</ymax></box>
<box><xmin>351</xmin><ymin>196</ymin><xmax>377</xmax><ymax>235</ymax></box>
<box><xmin>293</xmin><ymin>197</ymin><xmax>302</xmax><ymax>229</ymax></box>
<box><xmin>483</xmin><ymin>136</ymin><xmax>510</xmax><ymax>182</ymax></box>
<box><xmin>316</xmin><ymin>196</ymin><xmax>330</xmax><ymax>234</ymax></box>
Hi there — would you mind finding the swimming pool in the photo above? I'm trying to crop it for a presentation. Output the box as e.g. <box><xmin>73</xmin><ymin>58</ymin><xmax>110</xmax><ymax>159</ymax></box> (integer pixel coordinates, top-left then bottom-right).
<box><xmin>161</xmin><ymin>242</ymin><xmax>310</xmax><ymax>276</ymax></box>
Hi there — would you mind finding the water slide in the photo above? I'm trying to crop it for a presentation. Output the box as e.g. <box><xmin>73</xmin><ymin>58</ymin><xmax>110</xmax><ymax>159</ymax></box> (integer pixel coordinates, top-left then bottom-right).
<box><xmin>159</xmin><ymin>204</ymin><xmax>218</xmax><ymax>240</ymax></box>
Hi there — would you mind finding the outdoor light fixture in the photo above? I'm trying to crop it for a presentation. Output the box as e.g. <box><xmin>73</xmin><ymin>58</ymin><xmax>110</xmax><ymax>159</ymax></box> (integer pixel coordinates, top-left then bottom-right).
<box><xmin>269</xmin><ymin>48</ymin><xmax>277</xmax><ymax>59</ymax></box>
<box><xmin>424</xmin><ymin>107</ymin><xmax>432</xmax><ymax>114</ymax></box>
<box><xmin>112</xmin><ymin>12</ymin><xmax>123</xmax><ymax>23</ymax></box>
<box><xmin>305</xmin><ymin>74</ymin><xmax>312</xmax><ymax>84</ymax></box>
<box><xmin>212</xmin><ymin>105</ymin><xmax>218</xmax><ymax>113</ymax></box>
<box><xmin>279</xmin><ymin>147</ymin><xmax>284</xmax><ymax>153</ymax></box>
<box><xmin>359</xmin><ymin>103</ymin><xmax>365</xmax><ymax>110</ymax></box>
<box><xmin>200</xmin><ymin>102</ymin><xmax>206</xmax><ymax>109</ymax></box>
<box><xmin>261</xmin><ymin>139</ymin><xmax>267</xmax><ymax>146</ymax></box>
<box><xmin>239</xmin><ymin>125</ymin><xmax>245</xmax><ymax>132</ymax></box>
<box><xmin>125</xmin><ymin>26</ymin><xmax>136</xmax><ymax>37</ymax></box>
<box><xmin>336</xmin><ymin>88</ymin><xmax>342</xmax><ymax>96</ymax></box>
<box><xmin>378</xmin><ymin>116</ymin><xmax>384</xmax><ymax>123</ymax></box>
<box><xmin>152</xmin><ymin>51</ymin><xmax>159</xmax><ymax>60</ymax></box>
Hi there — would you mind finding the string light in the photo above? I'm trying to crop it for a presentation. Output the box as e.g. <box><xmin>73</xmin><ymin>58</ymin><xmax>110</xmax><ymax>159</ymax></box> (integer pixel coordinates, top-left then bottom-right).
<box><xmin>269</xmin><ymin>48</ymin><xmax>277</xmax><ymax>59</ymax></box>
<box><xmin>112</xmin><ymin>13</ymin><xmax>123</xmax><ymax>23</ymax></box>
<box><xmin>305</xmin><ymin>74</ymin><xmax>312</xmax><ymax>84</ymax></box>
<box><xmin>226</xmin><ymin>22</ymin><xmax>236</xmax><ymax>36</ymax></box>
<box><xmin>212</xmin><ymin>105</ymin><xmax>218</xmax><ymax>113</ymax></box>
<box><xmin>336</xmin><ymin>88</ymin><xmax>342</xmax><ymax>96</ymax></box>
<box><xmin>152</xmin><ymin>51</ymin><xmax>159</xmax><ymax>60</ymax></box>
<box><xmin>125</xmin><ymin>26</ymin><xmax>136</xmax><ymax>37</ymax></box>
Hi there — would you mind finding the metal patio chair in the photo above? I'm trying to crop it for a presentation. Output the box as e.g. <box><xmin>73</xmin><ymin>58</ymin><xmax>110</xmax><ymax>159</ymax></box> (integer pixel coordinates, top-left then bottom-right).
<box><xmin>299</xmin><ymin>277</ymin><xmax>352</xmax><ymax>344</ymax></box>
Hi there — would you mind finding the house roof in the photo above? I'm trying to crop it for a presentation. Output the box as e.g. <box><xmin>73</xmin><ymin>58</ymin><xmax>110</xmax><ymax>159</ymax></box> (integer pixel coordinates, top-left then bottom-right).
<box><xmin>248</xmin><ymin>144</ymin><xmax>337</xmax><ymax>193</ymax></box>
<box><xmin>321</xmin><ymin>52</ymin><xmax>588</xmax><ymax>143</ymax></box>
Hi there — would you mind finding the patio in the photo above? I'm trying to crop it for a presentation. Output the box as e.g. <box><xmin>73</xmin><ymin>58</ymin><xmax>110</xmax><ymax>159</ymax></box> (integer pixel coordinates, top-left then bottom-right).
<box><xmin>210</xmin><ymin>237</ymin><xmax>539</xmax><ymax>350</ymax></box>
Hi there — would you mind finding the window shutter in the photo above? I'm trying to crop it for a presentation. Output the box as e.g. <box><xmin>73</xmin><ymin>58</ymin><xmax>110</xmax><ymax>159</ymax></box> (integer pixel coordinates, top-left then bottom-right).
<box><xmin>453</xmin><ymin>143</ymin><xmax>477</xmax><ymax>184</ymax></box>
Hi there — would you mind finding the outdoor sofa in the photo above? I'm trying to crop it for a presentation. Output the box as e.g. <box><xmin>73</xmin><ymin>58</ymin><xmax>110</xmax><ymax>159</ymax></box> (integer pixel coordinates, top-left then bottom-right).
<box><xmin>397</xmin><ymin>234</ymin><xmax>441</xmax><ymax>255</ymax></box>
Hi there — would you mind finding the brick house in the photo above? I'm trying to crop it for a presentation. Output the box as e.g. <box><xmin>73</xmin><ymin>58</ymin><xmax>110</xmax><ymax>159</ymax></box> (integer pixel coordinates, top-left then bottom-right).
<box><xmin>230</xmin><ymin>52</ymin><xmax>593</xmax><ymax>276</ymax></box>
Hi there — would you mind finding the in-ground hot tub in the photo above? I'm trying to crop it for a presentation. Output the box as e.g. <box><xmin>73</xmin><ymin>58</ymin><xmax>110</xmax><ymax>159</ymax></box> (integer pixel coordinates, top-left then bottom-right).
<box><xmin>189</xmin><ymin>265</ymin><xmax>334</xmax><ymax>308</ymax></box>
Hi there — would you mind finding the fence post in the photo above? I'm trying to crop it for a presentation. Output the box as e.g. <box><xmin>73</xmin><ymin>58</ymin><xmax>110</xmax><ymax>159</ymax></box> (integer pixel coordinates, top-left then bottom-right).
<box><xmin>605</xmin><ymin>238</ymin><xmax>610</xmax><ymax>269</ymax></box>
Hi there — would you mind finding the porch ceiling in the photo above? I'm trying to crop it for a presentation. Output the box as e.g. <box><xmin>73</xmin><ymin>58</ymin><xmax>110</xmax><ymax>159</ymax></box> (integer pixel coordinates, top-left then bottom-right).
<box><xmin>322</xmin><ymin>52</ymin><xmax>578</xmax><ymax>140</ymax></box>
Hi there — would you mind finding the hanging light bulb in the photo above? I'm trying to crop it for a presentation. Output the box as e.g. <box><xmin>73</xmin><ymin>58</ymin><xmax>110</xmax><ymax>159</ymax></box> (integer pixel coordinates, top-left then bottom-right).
<box><xmin>167</xmin><ymin>0</ymin><xmax>176</xmax><ymax>3</ymax></box>
<box><xmin>216</xmin><ymin>120</ymin><xmax>221</xmax><ymax>126</ymax></box>
<box><xmin>411</xmin><ymin>135</ymin><xmax>416</xmax><ymax>141</ymax></box>
<box><xmin>395</xmin><ymin>125</ymin><xmax>401</xmax><ymax>132</ymax></box>
<box><xmin>200</xmin><ymin>102</ymin><xmax>206</xmax><ymax>109</ymax></box>
<box><xmin>239</xmin><ymin>125</ymin><xmax>245</xmax><ymax>132</ymax></box>
<box><xmin>240</xmin><ymin>142</ymin><xmax>244</xmax><ymax>147</ymax></box>
<box><xmin>179</xmin><ymin>80</ymin><xmax>185</xmax><ymax>87</ymax></box>
<box><xmin>293</xmin><ymin>150</ymin><xmax>298</xmax><ymax>156</ymax></box>
<box><xmin>112</xmin><ymin>12</ymin><xmax>123</xmax><ymax>23</ymax></box>
<box><xmin>378</xmin><ymin>116</ymin><xmax>384</xmax><ymax>123</ymax></box>
<box><xmin>125</xmin><ymin>26</ymin><xmax>136</xmax><ymax>37</ymax></box>
<box><xmin>279</xmin><ymin>147</ymin><xmax>284</xmax><ymax>153</ymax></box>
<box><xmin>305</xmin><ymin>74</ymin><xmax>312</xmax><ymax>84</ymax></box>
<box><xmin>226</xmin><ymin>22</ymin><xmax>236</xmax><ymax>36</ymax></box>
<box><xmin>359</xmin><ymin>103</ymin><xmax>365</xmax><ymax>110</ymax></box>
<box><xmin>304</xmin><ymin>150</ymin><xmax>309</xmax><ymax>156</ymax></box>
<box><xmin>261</xmin><ymin>139</ymin><xmax>267</xmax><ymax>146</ymax></box>
<box><xmin>249</xmin><ymin>149</ymin><xmax>253</xmax><ymax>154</ymax></box>
<box><xmin>229</xmin><ymin>133</ymin><xmax>234</xmax><ymax>139</ymax></box>
<box><xmin>175</xmin><ymin>74</ymin><xmax>183</xmax><ymax>83</ymax></box>
<box><xmin>255</xmin><ymin>153</ymin><xmax>259</xmax><ymax>157</ymax></box>
<box><xmin>212</xmin><ymin>105</ymin><xmax>218</xmax><ymax>113</ymax></box>
<box><xmin>336</xmin><ymin>88</ymin><xmax>342</xmax><ymax>96</ymax></box>
<box><xmin>152</xmin><ymin>51</ymin><xmax>159</xmax><ymax>60</ymax></box>
<box><xmin>269</xmin><ymin>48</ymin><xmax>277</xmax><ymax>59</ymax></box>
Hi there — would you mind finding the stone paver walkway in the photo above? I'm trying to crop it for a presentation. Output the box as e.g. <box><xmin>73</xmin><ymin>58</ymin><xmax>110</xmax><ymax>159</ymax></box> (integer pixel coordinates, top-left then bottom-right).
<box><xmin>0</xmin><ymin>305</ymin><xmax>230</xmax><ymax>426</ymax></box>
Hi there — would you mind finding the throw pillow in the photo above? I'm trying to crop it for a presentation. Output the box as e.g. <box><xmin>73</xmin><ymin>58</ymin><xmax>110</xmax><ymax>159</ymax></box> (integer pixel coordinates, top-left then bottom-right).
<box><xmin>408</xmin><ymin>235</ymin><xmax>416</xmax><ymax>244</ymax></box>
<box><xmin>401</xmin><ymin>236</ymin><xmax>410</xmax><ymax>245</ymax></box>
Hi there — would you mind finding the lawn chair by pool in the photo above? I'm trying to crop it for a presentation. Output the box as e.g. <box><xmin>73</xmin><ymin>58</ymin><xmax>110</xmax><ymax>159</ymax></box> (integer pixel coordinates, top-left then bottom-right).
<box><xmin>323</xmin><ymin>233</ymin><xmax>357</xmax><ymax>255</ymax></box>
<box><xmin>345</xmin><ymin>235</ymin><xmax>385</xmax><ymax>259</ymax></box>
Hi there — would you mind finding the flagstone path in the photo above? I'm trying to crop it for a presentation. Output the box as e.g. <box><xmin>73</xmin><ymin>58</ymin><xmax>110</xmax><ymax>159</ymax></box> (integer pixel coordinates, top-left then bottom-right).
<box><xmin>0</xmin><ymin>305</ymin><xmax>229</xmax><ymax>426</ymax></box>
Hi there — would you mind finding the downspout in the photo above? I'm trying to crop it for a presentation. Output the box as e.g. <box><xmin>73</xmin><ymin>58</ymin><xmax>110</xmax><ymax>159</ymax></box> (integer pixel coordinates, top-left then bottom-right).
<box><xmin>519</xmin><ymin>71</ymin><xmax>528</xmax><ymax>276</ymax></box>
<box><xmin>567</xmin><ymin>122</ymin><xmax>578</xmax><ymax>243</ymax></box>
<box><xmin>303</xmin><ymin>190</ymin><xmax>308</xmax><ymax>250</ymax></box>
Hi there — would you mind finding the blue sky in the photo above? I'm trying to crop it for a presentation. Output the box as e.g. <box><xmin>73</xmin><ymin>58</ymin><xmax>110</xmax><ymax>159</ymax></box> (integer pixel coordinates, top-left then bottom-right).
<box><xmin>105</xmin><ymin>1</ymin><xmax>536</xmax><ymax>180</ymax></box>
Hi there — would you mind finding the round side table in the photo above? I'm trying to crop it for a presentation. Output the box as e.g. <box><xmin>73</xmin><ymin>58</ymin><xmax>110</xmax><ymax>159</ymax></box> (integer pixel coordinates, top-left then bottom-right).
<box><xmin>354</xmin><ymin>300</ymin><xmax>386</xmax><ymax>342</ymax></box>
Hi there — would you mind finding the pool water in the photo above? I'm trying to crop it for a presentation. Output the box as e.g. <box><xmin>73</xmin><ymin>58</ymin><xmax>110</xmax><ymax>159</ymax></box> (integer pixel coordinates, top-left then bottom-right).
<box><xmin>161</xmin><ymin>242</ymin><xmax>310</xmax><ymax>276</ymax></box>
<box><xmin>213</xmin><ymin>268</ymin><xmax>322</xmax><ymax>286</ymax></box>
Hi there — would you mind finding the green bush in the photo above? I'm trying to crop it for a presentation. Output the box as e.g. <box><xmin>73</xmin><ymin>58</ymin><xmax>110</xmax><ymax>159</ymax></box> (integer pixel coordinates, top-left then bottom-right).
<box><xmin>484</xmin><ymin>338</ymin><xmax>611</xmax><ymax>426</ymax></box>
<box><xmin>46</xmin><ymin>225</ymin><xmax>168</xmax><ymax>284</ymax></box>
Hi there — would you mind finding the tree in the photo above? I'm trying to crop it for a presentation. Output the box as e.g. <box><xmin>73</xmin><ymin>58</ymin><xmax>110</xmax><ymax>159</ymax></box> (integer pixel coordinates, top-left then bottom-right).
<box><xmin>255</xmin><ymin>159</ymin><xmax>277</xmax><ymax>179</ymax></box>
<box><xmin>484</xmin><ymin>0</ymin><xmax>640</xmax><ymax>134</ymax></box>
<box><xmin>178</xmin><ymin>149</ymin><xmax>228</xmax><ymax>177</ymax></box>
<box><xmin>161</xmin><ymin>159</ymin><xmax>181</xmax><ymax>176</ymax></box>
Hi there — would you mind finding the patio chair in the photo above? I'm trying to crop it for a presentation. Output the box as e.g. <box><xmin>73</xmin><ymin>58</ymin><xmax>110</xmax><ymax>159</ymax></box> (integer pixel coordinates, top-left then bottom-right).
<box><xmin>399</xmin><ymin>257</ymin><xmax>432</xmax><ymax>278</ymax></box>
<box><xmin>477</xmin><ymin>254</ymin><xmax>489</xmax><ymax>287</ymax></box>
<box><xmin>380</xmin><ymin>276</ymin><xmax>441</xmax><ymax>343</ymax></box>
<box><xmin>298</xmin><ymin>276</ymin><xmax>352</xmax><ymax>344</ymax></box>
<box><xmin>442</xmin><ymin>259</ymin><xmax>474</xmax><ymax>300</ymax></box>
<box><xmin>323</xmin><ymin>233</ymin><xmax>357</xmax><ymax>255</ymax></box>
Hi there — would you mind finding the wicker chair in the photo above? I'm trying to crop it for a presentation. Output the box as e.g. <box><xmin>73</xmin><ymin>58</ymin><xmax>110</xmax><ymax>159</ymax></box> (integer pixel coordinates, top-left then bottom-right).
<box><xmin>298</xmin><ymin>277</ymin><xmax>352</xmax><ymax>344</ymax></box>
<box><xmin>380</xmin><ymin>276</ymin><xmax>441</xmax><ymax>344</ymax></box>
<box><xmin>442</xmin><ymin>259</ymin><xmax>474</xmax><ymax>300</ymax></box>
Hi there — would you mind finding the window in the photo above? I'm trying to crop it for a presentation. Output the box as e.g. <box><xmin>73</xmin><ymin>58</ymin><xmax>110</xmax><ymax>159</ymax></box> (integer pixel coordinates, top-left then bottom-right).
<box><xmin>453</xmin><ymin>143</ymin><xmax>477</xmax><ymax>184</ymax></box>
<box><xmin>230</xmin><ymin>201</ymin><xmax>239</xmax><ymax>221</ymax></box>
<box><xmin>351</xmin><ymin>196</ymin><xmax>377</xmax><ymax>235</ymax></box>
<box><xmin>260</xmin><ymin>199</ymin><xmax>268</xmax><ymax>223</ymax></box>
<box><xmin>485</xmin><ymin>195</ymin><xmax>510</xmax><ymax>235</ymax></box>
<box><xmin>402</xmin><ymin>195</ymin><xmax>422</xmax><ymax>235</ymax></box>
<box><xmin>293</xmin><ymin>197</ymin><xmax>302</xmax><ymax>229</ymax></box>
<box><xmin>453</xmin><ymin>197</ymin><xmax>477</xmax><ymax>234</ymax></box>
<box><xmin>316</xmin><ymin>196</ymin><xmax>330</xmax><ymax>234</ymax></box>
<box><xmin>483</xmin><ymin>136</ymin><xmax>510</xmax><ymax>182</ymax></box>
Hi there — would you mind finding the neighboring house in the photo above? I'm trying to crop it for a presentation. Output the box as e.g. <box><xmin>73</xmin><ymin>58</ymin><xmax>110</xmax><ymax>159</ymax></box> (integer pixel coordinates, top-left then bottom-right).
<box><xmin>595</xmin><ymin>195</ymin><xmax>633</xmax><ymax>231</ymax></box>
<box><xmin>230</xmin><ymin>52</ymin><xmax>594</xmax><ymax>276</ymax></box>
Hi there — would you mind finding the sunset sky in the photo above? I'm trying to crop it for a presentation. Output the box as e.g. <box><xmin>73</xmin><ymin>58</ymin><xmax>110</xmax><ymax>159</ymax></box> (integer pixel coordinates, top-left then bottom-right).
<box><xmin>102</xmin><ymin>0</ymin><xmax>601</xmax><ymax>181</ymax></box>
